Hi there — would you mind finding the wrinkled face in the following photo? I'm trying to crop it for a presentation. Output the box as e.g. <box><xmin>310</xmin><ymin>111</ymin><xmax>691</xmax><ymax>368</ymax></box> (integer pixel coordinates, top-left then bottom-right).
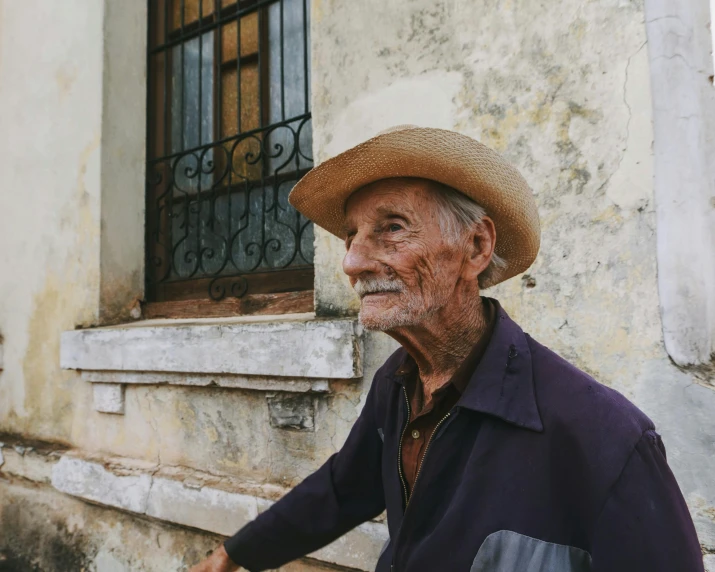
<box><xmin>342</xmin><ymin>178</ymin><xmax>467</xmax><ymax>331</ymax></box>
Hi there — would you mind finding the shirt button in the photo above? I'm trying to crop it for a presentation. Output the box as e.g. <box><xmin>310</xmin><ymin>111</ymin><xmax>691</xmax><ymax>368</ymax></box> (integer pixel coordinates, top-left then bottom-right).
<box><xmin>411</xmin><ymin>429</ymin><xmax>421</xmax><ymax>439</ymax></box>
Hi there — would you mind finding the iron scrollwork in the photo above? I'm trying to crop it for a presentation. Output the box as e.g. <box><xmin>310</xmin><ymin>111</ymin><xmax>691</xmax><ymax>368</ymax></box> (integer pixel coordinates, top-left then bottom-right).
<box><xmin>147</xmin><ymin>118</ymin><xmax>314</xmax><ymax>300</ymax></box>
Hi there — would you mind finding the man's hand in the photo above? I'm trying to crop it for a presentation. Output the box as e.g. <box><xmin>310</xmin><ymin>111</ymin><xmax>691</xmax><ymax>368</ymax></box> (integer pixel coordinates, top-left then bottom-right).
<box><xmin>189</xmin><ymin>544</ymin><xmax>241</xmax><ymax>572</ymax></box>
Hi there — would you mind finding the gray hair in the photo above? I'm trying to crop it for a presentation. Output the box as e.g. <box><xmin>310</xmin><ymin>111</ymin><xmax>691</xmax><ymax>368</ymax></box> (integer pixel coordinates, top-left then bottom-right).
<box><xmin>429</xmin><ymin>182</ymin><xmax>507</xmax><ymax>289</ymax></box>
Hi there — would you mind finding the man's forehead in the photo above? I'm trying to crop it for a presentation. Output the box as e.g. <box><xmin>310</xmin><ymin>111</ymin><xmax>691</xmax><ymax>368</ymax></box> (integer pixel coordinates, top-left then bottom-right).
<box><xmin>340</xmin><ymin>181</ymin><xmax>441</xmax><ymax>237</ymax></box>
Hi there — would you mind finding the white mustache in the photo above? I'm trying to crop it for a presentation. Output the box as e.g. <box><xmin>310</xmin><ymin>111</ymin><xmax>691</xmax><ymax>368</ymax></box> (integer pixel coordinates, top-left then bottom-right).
<box><xmin>353</xmin><ymin>277</ymin><xmax>405</xmax><ymax>298</ymax></box>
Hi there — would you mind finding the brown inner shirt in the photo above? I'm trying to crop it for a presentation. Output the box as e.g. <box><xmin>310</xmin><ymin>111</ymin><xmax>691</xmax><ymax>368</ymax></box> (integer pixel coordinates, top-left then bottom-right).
<box><xmin>397</xmin><ymin>298</ymin><xmax>496</xmax><ymax>497</ymax></box>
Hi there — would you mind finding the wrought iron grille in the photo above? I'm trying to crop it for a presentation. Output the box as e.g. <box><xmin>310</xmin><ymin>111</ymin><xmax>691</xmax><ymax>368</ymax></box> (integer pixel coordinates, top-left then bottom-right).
<box><xmin>146</xmin><ymin>0</ymin><xmax>314</xmax><ymax>304</ymax></box>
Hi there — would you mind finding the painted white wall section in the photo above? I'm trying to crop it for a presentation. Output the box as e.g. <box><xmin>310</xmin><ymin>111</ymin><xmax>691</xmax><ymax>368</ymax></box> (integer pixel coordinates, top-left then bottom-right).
<box><xmin>323</xmin><ymin>70</ymin><xmax>465</xmax><ymax>159</ymax></box>
<box><xmin>0</xmin><ymin>0</ymin><xmax>104</xmax><ymax>436</ymax></box>
<box><xmin>98</xmin><ymin>0</ymin><xmax>147</xmax><ymax>322</ymax></box>
<box><xmin>645</xmin><ymin>0</ymin><xmax>715</xmax><ymax>367</ymax></box>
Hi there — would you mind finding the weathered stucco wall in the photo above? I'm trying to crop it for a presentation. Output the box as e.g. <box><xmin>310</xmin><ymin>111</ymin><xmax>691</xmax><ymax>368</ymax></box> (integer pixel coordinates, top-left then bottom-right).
<box><xmin>0</xmin><ymin>0</ymin><xmax>714</xmax><ymax>569</ymax></box>
<box><xmin>0</xmin><ymin>0</ymin><xmax>149</xmax><ymax>451</ymax></box>
<box><xmin>0</xmin><ymin>0</ymin><xmax>104</xmax><ymax>442</ymax></box>
<box><xmin>645</xmin><ymin>0</ymin><xmax>715</xmax><ymax>369</ymax></box>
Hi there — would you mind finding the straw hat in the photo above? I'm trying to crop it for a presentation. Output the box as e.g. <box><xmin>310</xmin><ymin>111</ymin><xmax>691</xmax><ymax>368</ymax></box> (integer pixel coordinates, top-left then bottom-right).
<box><xmin>288</xmin><ymin>125</ymin><xmax>540</xmax><ymax>287</ymax></box>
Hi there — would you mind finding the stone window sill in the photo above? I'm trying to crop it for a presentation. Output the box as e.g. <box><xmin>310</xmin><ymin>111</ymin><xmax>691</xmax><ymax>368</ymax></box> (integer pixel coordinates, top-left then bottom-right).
<box><xmin>60</xmin><ymin>312</ymin><xmax>363</xmax><ymax>413</ymax></box>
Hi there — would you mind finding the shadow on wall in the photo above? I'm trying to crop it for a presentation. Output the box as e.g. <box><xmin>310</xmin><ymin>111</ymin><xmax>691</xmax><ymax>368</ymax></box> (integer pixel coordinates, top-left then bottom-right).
<box><xmin>0</xmin><ymin>500</ymin><xmax>91</xmax><ymax>572</ymax></box>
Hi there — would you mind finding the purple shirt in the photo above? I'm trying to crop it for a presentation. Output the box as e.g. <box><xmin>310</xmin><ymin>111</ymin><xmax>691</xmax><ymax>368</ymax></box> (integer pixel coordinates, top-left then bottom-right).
<box><xmin>225</xmin><ymin>299</ymin><xmax>703</xmax><ymax>571</ymax></box>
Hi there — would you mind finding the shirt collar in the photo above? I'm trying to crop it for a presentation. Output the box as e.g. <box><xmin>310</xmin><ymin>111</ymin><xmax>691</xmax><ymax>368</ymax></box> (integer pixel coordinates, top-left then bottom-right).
<box><xmin>389</xmin><ymin>298</ymin><xmax>543</xmax><ymax>432</ymax></box>
<box><xmin>394</xmin><ymin>297</ymin><xmax>497</xmax><ymax>395</ymax></box>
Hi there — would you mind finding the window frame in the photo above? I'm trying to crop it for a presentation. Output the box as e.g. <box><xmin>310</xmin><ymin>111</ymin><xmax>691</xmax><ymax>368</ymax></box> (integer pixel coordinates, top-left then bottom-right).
<box><xmin>145</xmin><ymin>0</ymin><xmax>315</xmax><ymax>319</ymax></box>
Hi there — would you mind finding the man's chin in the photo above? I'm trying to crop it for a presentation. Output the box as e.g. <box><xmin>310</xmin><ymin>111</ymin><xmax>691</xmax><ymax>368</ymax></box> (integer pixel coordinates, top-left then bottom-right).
<box><xmin>358</xmin><ymin>307</ymin><xmax>388</xmax><ymax>331</ymax></box>
<box><xmin>358</xmin><ymin>316</ymin><xmax>389</xmax><ymax>331</ymax></box>
<box><xmin>358</xmin><ymin>308</ymin><xmax>413</xmax><ymax>332</ymax></box>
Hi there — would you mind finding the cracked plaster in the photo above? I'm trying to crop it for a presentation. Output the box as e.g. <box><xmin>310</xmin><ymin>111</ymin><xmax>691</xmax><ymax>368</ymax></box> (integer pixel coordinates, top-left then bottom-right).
<box><xmin>312</xmin><ymin>0</ymin><xmax>662</xmax><ymax>387</ymax></box>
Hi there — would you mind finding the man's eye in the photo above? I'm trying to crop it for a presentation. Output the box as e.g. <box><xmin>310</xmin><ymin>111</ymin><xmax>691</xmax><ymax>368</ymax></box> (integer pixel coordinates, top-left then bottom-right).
<box><xmin>388</xmin><ymin>223</ymin><xmax>403</xmax><ymax>233</ymax></box>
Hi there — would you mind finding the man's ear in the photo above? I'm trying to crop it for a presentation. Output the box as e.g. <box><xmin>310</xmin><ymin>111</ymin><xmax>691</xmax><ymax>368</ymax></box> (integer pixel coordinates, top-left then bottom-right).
<box><xmin>461</xmin><ymin>216</ymin><xmax>497</xmax><ymax>282</ymax></box>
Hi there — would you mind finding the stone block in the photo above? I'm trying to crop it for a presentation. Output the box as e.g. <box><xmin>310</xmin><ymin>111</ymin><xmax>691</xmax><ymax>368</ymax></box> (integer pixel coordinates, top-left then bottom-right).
<box><xmin>310</xmin><ymin>520</ymin><xmax>387</xmax><ymax>570</ymax></box>
<box><xmin>93</xmin><ymin>383</ymin><xmax>125</xmax><ymax>414</ymax></box>
<box><xmin>51</xmin><ymin>455</ymin><xmax>151</xmax><ymax>514</ymax></box>
<box><xmin>146</xmin><ymin>477</ymin><xmax>259</xmax><ymax>537</ymax></box>
<box><xmin>0</xmin><ymin>446</ymin><xmax>58</xmax><ymax>484</ymax></box>
<box><xmin>267</xmin><ymin>393</ymin><xmax>315</xmax><ymax>431</ymax></box>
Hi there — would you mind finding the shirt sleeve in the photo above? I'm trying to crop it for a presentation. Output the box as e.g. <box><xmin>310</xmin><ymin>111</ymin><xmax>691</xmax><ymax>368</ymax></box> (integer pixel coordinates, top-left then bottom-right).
<box><xmin>223</xmin><ymin>374</ymin><xmax>386</xmax><ymax>571</ymax></box>
<box><xmin>591</xmin><ymin>429</ymin><xmax>704</xmax><ymax>572</ymax></box>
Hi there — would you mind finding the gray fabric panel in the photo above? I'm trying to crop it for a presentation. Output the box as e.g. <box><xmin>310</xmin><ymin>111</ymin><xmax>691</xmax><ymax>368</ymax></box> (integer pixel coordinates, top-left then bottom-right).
<box><xmin>471</xmin><ymin>530</ymin><xmax>592</xmax><ymax>572</ymax></box>
<box><xmin>377</xmin><ymin>428</ymin><xmax>385</xmax><ymax>442</ymax></box>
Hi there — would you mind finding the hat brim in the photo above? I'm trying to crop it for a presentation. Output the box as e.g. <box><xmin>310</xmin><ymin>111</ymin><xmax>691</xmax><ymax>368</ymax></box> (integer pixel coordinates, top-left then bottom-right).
<box><xmin>288</xmin><ymin>126</ymin><xmax>540</xmax><ymax>288</ymax></box>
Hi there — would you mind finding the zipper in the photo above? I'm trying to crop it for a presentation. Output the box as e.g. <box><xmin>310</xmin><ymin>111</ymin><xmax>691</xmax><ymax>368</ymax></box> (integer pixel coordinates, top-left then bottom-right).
<box><xmin>397</xmin><ymin>385</ymin><xmax>453</xmax><ymax>509</ymax></box>
<box><xmin>397</xmin><ymin>386</ymin><xmax>411</xmax><ymax>507</ymax></box>
<box><xmin>407</xmin><ymin>411</ymin><xmax>451</xmax><ymax>507</ymax></box>
<box><xmin>392</xmin><ymin>388</ymin><xmax>453</xmax><ymax>572</ymax></box>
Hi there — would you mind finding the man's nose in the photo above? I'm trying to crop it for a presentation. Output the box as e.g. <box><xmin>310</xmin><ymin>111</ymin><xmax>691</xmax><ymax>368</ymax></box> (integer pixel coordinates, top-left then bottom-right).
<box><xmin>343</xmin><ymin>238</ymin><xmax>383</xmax><ymax>278</ymax></box>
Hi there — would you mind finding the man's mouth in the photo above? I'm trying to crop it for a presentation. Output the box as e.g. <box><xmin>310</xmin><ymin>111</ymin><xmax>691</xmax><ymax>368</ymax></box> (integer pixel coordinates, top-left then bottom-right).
<box><xmin>361</xmin><ymin>290</ymin><xmax>395</xmax><ymax>298</ymax></box>
<box><xmin>353</xmin><ymin>278</ymin><xmax>404</xmax><ymax>299</ymax></box>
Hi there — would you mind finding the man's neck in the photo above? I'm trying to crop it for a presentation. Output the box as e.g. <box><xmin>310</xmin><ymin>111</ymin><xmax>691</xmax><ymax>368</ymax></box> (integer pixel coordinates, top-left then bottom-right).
<box><xmin>388</xmin><ymin>293</ymin><xmax>488</xmax><ymax>395</ymax></box>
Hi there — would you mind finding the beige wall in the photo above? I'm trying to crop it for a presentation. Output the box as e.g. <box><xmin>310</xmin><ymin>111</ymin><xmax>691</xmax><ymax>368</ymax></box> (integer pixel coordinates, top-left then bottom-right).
<box><xmin>0</xmin><ymin>0</ymin><xmax>104</xmax><ymax>441</ymax></box>
<box><xmin>0</xmin><ymin>0</ymin><xmax>147</xmax><ymax>442</ymax></box>
<box><xmin>0</xmin><ymin>0</ymin><xmax>714</xmax><ymax>570</ymax></box>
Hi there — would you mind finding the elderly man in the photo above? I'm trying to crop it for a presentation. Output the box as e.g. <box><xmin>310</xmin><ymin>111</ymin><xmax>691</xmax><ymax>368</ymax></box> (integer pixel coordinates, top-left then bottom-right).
<box><xmin>192</xmin><ymin>126</ymin><xmax>703</xmax><ymax>571</ymax></box>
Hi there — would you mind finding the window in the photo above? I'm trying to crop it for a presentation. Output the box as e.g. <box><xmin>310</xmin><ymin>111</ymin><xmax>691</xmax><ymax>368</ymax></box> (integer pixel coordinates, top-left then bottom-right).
<box><xmin>145</xmin><ymin>0</ymin><xmax>314</xmax><ymax>317</ymax></box>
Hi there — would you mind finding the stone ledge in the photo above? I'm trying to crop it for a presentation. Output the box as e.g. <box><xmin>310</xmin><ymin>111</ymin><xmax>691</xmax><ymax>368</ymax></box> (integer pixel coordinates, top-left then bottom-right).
<box><xmin>0</xmin><ymin>439</ymin><xmax>65</xmax><ymax>484</ymax></box>
<box><xmin>82</xmin><ymin>371</ymin><xmax>330</xmax><ymax>415</ymax></box>
<box><xmin>61</xmin><ymin>313</ymin><xmax>363</xmax><ymax>380</ymax></box>
<box><xmin>53</xmin><ymin>456</ymin><xmax>151</xmax><ymax>514</ymax></box>
<box><xmin>82</xmin><ymin>371</ymin><xmax>331</xmax><ymax>393</ymax></box>
<box><xmin>51</xmin><ymin>453</ymin><xmax>386</xmax><ymax>571</ymax></box>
